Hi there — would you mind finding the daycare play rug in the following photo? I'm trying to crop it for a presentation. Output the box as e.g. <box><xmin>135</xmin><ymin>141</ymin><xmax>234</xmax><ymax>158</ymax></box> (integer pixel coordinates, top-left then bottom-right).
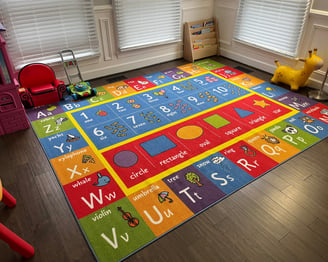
<box><xmin>26</xmin><ymin>59</ymin><xmax>328</xmax><ymax>261</ymax></box>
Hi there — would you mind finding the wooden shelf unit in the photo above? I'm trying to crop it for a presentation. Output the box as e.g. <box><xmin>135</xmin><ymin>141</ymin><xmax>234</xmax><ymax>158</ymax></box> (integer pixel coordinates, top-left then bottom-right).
<box><xmin>183</xmin><ymin>18</ymin><xmax>219</xmax><ymax>62</ymax></box>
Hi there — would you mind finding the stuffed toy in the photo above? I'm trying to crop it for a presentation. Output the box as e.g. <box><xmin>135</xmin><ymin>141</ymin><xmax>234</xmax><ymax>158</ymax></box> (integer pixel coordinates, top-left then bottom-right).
<box><xmin>271</xmin><ymin>48</ymin><xmax>323</xmax><ymax>91</ymax></box>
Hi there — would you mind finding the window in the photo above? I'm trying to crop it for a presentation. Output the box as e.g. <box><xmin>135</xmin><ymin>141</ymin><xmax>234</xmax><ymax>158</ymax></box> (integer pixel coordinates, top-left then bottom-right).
<box><xmin>234</xmin><ymin>0</ymin><xmax>311</xmax><ymax>57</ymax></box>
<box><xmin>0</xmin><ymin>0</ymin><xmax>99</xmax><ymax>69</ymax></box>
<box><xmin>312</xmin><ymin>0</ymin><xmax>328</xmax><ymax>12</ymax></box>
<box><xmin>113</xmin><ymin>0</ymin><xmax>182</xmax><ymax>51</ymax></box>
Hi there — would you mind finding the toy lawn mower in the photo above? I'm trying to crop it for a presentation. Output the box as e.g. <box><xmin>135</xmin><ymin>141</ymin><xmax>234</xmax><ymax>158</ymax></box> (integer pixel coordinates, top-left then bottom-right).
<box><xmin>59</xmin><ymin>49</ymin><xmax>97</xmax><ymax>100</ymax></box>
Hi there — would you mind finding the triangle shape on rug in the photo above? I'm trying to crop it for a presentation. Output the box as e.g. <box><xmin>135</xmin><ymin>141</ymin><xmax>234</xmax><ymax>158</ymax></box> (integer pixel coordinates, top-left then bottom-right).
<box><xmin>233</xmin><ymin>107</ymin><xmax>254</xmax><ymax>118</ymax></box>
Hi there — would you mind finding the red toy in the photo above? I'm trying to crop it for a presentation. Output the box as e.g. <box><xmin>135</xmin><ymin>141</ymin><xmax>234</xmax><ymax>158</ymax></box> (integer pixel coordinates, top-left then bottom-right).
<box><xmin>18</xmin><ymin>63</ymin><xmax>66</xmax><ymax>108</ymax></box>
<box><xmin>0</xmin><ymin>179</ymin><xmax>35</xmax><ymax>258</ymax></box>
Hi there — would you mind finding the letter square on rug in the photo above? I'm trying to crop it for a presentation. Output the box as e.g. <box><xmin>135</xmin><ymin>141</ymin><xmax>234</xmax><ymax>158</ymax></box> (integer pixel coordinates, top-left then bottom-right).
<box><xmin>140</xmin><ymin>135</ymin><xmax>177</xmax><ymax>156</ymax></box>
<box><xmin>203</xmin><ymin>114</ymin><xmax>231</xmax><ymax>129</ymax></box>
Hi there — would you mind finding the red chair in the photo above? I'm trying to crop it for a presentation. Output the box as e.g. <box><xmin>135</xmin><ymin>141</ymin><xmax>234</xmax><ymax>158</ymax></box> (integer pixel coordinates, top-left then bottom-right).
<box><xmin>18</xmin><ymin>63</ymin><xmax>66</xmax><ymax>108</ymax></box>
<box><xmin>0</xmin><ymin>179</ymin><xmax>35</xmax><ymax>258</ymax></box>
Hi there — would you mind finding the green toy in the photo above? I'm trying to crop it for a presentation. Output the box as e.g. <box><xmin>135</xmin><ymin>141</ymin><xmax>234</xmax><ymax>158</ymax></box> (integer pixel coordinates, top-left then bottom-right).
<box><xmin>59</xmin><ymin>49</ymin><xmax>97</xmax><ymax>100</ymax></box>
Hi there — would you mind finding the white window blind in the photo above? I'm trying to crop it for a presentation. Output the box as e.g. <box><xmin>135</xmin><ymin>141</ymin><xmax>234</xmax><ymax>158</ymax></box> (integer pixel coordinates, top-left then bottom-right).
<box><xmin>113</xmin><ymin>0</ymin><xmax>182</xmax><ymax>51</ymax></box>
<box><xmin>234</xmin><ymin>0</ymin><xmax>311</xmax><ymax>57</ymax></box>
<box><xmin>0</xmin><ymin>0</ymin><xmax>99</xmax><ymax>69</ymax></box>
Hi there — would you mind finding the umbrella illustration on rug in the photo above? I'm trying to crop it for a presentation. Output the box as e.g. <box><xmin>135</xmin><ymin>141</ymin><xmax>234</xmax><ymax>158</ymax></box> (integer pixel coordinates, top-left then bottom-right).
<box><xmin>158</xmin><ymin>191</ymin><xmax>173</xmax><ymax>203</ymax></box>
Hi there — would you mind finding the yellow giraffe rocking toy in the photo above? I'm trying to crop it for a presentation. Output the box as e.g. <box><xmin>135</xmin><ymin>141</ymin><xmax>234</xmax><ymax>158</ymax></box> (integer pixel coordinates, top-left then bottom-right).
<box><xmin>271</xmin><ymin>48</ymin><xmax>323</xmax><ymax>91</ymax></box>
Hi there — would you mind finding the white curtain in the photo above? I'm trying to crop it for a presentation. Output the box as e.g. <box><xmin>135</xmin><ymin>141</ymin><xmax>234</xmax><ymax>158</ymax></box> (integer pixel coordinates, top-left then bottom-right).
<box><xmin>0</xmin><ymin>0</ymin><xmax>99</xmax><ymax>69</ymax></box>
<box><xmin>113</xmin><ymin>0</ymin><xmax>182</xmax><ymax>51</ymax></box>
<box><xmin>234</xmin><ymin>0</ymin><xmax>311</xmax><ymax>57</ymax></box>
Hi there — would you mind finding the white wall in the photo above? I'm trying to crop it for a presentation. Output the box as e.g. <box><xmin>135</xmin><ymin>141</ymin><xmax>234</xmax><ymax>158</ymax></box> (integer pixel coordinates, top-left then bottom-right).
<box><xmin>54</xmin><ymin>0</ymin><xmax>214</xmax><ymax>82</ymax></box>
<box><xmin>215</xmin><ymin>0</ymin><xmax>328</xmax><ymax>91</ymax></box>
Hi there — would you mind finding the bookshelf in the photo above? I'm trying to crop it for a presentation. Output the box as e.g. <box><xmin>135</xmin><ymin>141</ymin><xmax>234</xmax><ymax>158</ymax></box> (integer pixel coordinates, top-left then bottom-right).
<box><xmin>183</xmin><ymin>18</ymin><xmax>219</xmax><ymax>62</ymax></box>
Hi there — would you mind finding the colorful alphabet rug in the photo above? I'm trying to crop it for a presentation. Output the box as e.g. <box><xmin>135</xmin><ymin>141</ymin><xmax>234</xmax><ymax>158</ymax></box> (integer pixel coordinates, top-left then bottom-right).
<box><xmin>26</xmin><ymin>59</ymin><xmax>328</xmax><ymax>261</ymax></box>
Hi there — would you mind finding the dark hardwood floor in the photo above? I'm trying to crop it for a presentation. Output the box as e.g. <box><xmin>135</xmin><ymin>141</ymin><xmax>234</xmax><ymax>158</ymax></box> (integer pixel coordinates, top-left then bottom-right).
<box><xmin>1</xmin><ymin>56</ymin><xmax>328</xmax><ymax>262</ymax></box>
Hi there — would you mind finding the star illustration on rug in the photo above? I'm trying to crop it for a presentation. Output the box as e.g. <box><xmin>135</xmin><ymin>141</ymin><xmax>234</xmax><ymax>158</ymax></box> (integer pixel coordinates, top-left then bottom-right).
<box><xmin>253</xmin><ymin>99</ymin><xmax>270</xmax><ymax>108</ymax></box>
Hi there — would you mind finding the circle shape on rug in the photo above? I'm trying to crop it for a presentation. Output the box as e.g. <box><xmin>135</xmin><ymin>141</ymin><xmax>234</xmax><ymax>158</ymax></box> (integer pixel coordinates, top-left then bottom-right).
<box><xmin>113</xmin><ymin>150</ymin><xmax>138</xmax><ymax>167</ymax></box>
<box><xmin>176</xmin><ymin>125</ymin><xmax>204</xmax><ymax>140</ymax></box>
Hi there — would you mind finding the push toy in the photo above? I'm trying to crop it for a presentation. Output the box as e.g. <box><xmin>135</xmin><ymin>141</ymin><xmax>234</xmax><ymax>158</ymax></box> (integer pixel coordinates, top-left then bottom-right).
<box><xmin>59</xmin><ymin>49</ymin><xmax>97</xmax><ymax>100</ymax></box>
<box><xmin>271</xmin><ymin>48</ymin><xmax>323</xmax><ymax>91</ymax></box>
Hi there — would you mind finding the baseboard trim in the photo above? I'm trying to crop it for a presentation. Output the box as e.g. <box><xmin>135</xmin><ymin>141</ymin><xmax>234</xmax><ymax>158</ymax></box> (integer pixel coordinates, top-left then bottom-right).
<box><xmin>83</xmin><ymin>52</ymin><xmax>183</xmax><ymax>81</ymax></box>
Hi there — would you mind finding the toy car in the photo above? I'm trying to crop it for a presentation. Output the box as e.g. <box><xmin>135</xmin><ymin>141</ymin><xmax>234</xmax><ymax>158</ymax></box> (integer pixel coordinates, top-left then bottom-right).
<box><xmin>66</xmin><ymin>81</ymin><xmax>97</xmax><ymax>100</ymax></box>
